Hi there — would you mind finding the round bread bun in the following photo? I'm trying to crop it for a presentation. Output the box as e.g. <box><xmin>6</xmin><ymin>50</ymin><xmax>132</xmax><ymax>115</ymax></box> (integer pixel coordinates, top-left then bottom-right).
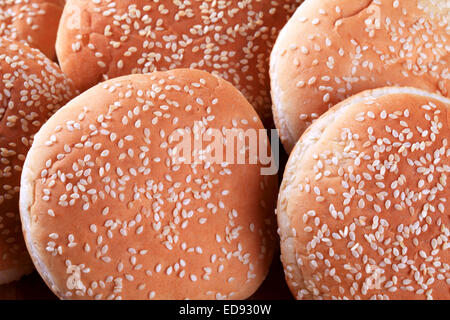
<box><xmin>0</xmin><ymin>38</ymin><xmax>75</xmax><ymax>285</ymax></box>
<box><xmin>55</xmin><ymin>0</ymin><xmax>303</xmax><ymax>125</ymax></box>
<box><xmin>0</xmin><ymin>0</ymin><xmax>66</xmax><ymax>59</ymax></box>
<box><xmin>270</xmin><ymin>0</ymin><xmax>450</xmax><ymax>152</ymax></box>
<box><xmin>277</xmin><ymin>87</ymin><xmax>450</xmax><ymax>300</ymax></box>
<box><xmin>19</xmin><ymin>69</ymin><xmax>278</xmax><ymax>300</ymax></box>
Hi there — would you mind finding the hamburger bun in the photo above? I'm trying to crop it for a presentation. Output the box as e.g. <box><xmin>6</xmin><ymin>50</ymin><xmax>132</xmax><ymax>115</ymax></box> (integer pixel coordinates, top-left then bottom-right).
<box><xmin>55</xmin><ymin>0</ymin><xmax>303</xmax><ymax>125</ymax></box>
<box><xmin>0</xmin><ymin>0</ymin><xmax>66</xmax><ymax>59</ymax></box>
<box><xmin>270</xmin><ymin>0</ymin><xmax>450</xmax><ymax>152</ymax></box>
<box><xmin>0</xmin><ymin>38</ymin><xmax>75</xmax><ymax>285</ymax></box>
<box><xmin>277</xmin><ymin>87</ymin><xmax>450</xmax><ymax>300</ymax></box>
<box><xmin>19</xmin><ymin>69</ymin><xmax>278</xmax><ymax>300</ymax></box>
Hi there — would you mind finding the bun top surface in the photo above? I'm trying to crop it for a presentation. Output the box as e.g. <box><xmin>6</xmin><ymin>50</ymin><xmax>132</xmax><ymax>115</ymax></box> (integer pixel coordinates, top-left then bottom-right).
<box><xmin>20</xmin><ymin>69</ymin><xmax>278</xmax><ymax>300</ymax></box>
<box><xmin>0</xmin><ymin>37</ymin><xmax>75</xmax><ymax>281</ymax></box>
<box><xmin>277</xmin><ymin>87</ymin><xmax>450</xmax><ymax>300</ymax></box>
<box><xmin>0</xmin><ymin>0</ymin><xmax>66</xmax><ymax>59</ymax></box>
<box><xmin>56</xmin><ymin>0</ymin><xmax>303</xmax><ymax>124</ymax></box>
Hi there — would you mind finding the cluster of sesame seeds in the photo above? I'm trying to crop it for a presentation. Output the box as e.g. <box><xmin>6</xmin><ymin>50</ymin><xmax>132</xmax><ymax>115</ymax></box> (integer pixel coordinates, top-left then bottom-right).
<box><xmin>27</xmin><ymin>71</ymin><xmax>276</xmax><ymax>300</ymax></box>
<box><xmin>271</xmin><ymin>0</ymin><xmax>449</xmax><ymax>151</ymax></box>
<box><xmin>59</xmin><ymin>0</ymin><xmax>302</xmax><ymax>123</ymax></box>
<box><xmin>0</xmin><ymin>0</ymin><xmax>63</xmax><ymax>57</ymax></box>
<box><xmin>0</xmin><ymin>38</ymin><xmax>75</xmax><ymax>273</ymax></box>
<box><xmin>282</xmin><ymin>92</ymin><xmax>449</xmax><ymax>300</ymax></box>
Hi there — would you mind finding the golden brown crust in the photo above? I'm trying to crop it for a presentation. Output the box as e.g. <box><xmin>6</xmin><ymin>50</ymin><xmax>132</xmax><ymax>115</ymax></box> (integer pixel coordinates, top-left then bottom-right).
<box><xmin>0</xmin><ymin>0</ymin><xmax>65</xmax><ymax>59</ymax></box>
<box><xmin>20</xmin><ymin>69</ymin><xmax>278</xmax><ymax>300</ymax></box>
<box><xmin>55</xmin><ymin>0</ymin><xmax>303</xmax><ymax>125</ymax></box>
<box><xmin>271</xmin><ymin>0</ymin><xmax>450</xmax><ymax>152</ymax></box>
<box><xmin>277</xmin><ymin>87</ymin><xmax>450</xmax><ymax>300</ymax></box>
<box><xmin>0</xmin><ymin>38</ymin><xmax>76</xmax><ymax>285</ymax></box>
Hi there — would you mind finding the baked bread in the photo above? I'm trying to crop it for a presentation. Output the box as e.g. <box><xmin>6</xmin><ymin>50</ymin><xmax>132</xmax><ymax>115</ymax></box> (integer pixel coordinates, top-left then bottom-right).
<box><xmin>19</xmin><ymin>69</ymin><xmax>278</xmax><ymax>300</ymax></box>
<box><xmin>271</xmin><ymin>0</ymin><xmax>450</xmax><ymax>152</ymax></box>
<box><xmin>277</xmin><ymin>87</ymin><xmax>449</xmax><ymax>300</ymax></box>
<box><xmin>0</xmin><ymin>38</ymin><xmax>75</xmax><ymax>285</ymax></box>
<box><xmin>55</xmin><ymin>0</ymin><xmax>303</xmax><ymax>125</ymax></box>
<box><xmin>0</xmin><ymin>0</ymin><xmax>66</xmax><ymax>59</ymax></box>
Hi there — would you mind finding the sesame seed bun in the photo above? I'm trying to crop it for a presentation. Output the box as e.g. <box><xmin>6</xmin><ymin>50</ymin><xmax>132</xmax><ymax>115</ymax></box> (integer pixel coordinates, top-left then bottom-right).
<box><xmin>270</xmin><ymin>0</ymin><xmax>450</xmax><ymax>152</ymax></box>
<box><xmin>55</xmin><ymin>0</ymin><xmax>303</xmax><ymax>125</ymax></box>
<box><xmin>0</xmin><ymin>38</ymin><xmax>75</xmax><ymax>285</ymax></box>
<box><xmin>0</xmin><ymin>0</ymin><xmax>66</xmax><ymax>59</ymax></box>
<box><xmin>277</xmin><ymin>87</ymin><xmax>449</xmax><ymax>300</ymax></box>
<box><xmin>19</xmin><ymin>69</ymin><xmax>278</xmax><ymax>300</ymax></box>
